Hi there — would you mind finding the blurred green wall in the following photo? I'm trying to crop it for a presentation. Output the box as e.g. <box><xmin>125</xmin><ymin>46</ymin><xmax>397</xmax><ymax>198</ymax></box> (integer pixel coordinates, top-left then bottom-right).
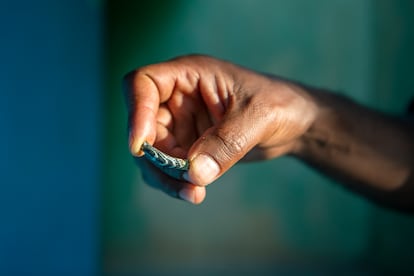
<box><xmin>102</xmin><ymin>0</ymin><xmax>414</xmax><ymax>274</ymax></box>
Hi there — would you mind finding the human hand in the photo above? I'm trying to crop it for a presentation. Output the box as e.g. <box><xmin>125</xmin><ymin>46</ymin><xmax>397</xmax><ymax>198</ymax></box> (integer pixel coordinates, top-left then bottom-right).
<box><xmin>123</xmin><ymin>55</ymin><xmax>317</xmax><ymax>204</ymax></box>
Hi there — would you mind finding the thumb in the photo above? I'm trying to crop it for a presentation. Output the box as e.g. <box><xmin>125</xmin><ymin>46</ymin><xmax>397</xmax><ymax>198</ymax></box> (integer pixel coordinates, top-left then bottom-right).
<box><xmin>184</xmin><ymin>111</ymin><xmax>263</xmax><ymax>186</ymax></box>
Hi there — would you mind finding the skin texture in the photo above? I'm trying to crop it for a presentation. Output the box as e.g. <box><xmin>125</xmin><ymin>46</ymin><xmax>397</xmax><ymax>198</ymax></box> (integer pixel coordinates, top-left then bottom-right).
<box><xmin>123</xmin><ymin>55</ymin><xmax>414</xmax><ymax>211</ymax></box>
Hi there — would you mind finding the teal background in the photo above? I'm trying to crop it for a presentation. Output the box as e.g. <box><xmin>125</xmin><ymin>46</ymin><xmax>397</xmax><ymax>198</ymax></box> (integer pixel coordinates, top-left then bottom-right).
<box><xmin>103</xmin><ymin>0</ymin><xmax>414</xmax><ymax>275</ymax></box>
<box><xmin>4</xmin><ymin>0</ymin><xmax>412</xmax><ymax>275</ymax></box>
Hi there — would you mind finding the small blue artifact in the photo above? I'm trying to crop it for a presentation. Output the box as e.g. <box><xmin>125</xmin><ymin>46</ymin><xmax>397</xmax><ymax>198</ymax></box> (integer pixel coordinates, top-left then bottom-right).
<box><xmin>141</xmin><ymin>141</ymin><xmax>189</xmax><ymax>180</ymax></box>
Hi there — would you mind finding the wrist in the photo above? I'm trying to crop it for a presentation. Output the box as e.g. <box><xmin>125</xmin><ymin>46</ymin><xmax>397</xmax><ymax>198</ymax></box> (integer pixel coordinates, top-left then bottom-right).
<box><xmin>288</xmin><ymin>85</ymin><xmax>323</xmax><ymax>157</ymax></box>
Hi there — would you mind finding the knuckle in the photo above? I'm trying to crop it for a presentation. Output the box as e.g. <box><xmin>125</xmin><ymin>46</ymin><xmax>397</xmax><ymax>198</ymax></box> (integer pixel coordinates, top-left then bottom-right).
<box><xmin>215</xmin><ymin>127</ymin><xmax>248</xmax><ymax>160</ymax></box>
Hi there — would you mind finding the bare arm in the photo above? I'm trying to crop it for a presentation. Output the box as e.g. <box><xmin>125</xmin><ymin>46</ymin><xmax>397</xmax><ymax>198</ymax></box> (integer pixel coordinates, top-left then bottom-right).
<box><xmin>294</xmin><ymin>89</ymin><xmax>414</xmax><ymax>212</ymax></box>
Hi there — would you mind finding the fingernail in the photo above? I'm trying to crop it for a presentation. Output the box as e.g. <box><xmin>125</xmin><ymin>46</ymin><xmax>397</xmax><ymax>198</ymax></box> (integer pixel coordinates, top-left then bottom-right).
<box><xmin>129</xmin><ymin>131</ymin><xmax>143</xmax><ymax>156</ymax></box>
<box><xmin>178</xmin><ymin>187</ymin><xmax>194</xmax><ymax>203</ymax></box>
<box><xmin>186</xmin><ymin>154</ymin><xmax>220</xmax><ymax>186</ymax></box>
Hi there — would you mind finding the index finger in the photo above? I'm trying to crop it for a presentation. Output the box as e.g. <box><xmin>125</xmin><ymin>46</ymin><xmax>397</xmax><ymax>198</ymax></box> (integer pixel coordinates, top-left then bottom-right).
<box><xmin>123</xmin><ymin>69</ymin><xmax>162</xmax><ymax>156</ymax></box>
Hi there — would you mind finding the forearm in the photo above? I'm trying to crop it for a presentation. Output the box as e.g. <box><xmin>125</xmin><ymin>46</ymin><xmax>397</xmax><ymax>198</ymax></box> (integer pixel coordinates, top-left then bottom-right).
<box><xmin>295</xmin><ymin>89</ymin><xmax>414</xmax><ymax>212</ymax></box>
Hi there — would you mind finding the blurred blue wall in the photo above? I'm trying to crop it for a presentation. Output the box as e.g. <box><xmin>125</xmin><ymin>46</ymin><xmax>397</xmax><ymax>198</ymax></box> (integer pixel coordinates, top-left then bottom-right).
<box><xmin>0</xmin><ymin>1</ymin><xmax>103</xmax><ymax>275</ymax></box>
